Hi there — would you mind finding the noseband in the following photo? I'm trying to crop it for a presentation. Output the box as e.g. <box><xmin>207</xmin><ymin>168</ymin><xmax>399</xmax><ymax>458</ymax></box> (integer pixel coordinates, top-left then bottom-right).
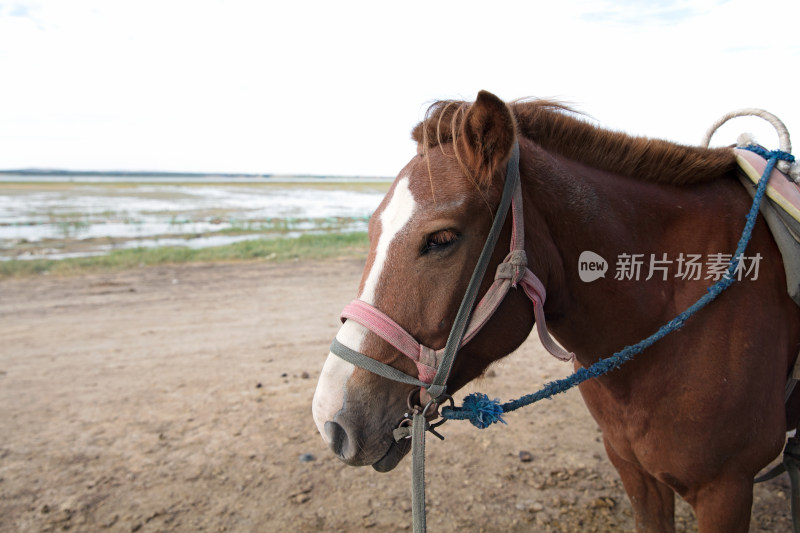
<box><xmin>329</xmin><ymin>141</ymin><xmax>573</xmax><ymax>403</ymax></box>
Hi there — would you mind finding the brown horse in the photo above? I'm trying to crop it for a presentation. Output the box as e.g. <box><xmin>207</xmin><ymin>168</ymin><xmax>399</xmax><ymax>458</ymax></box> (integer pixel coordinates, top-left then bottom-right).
<box><xmin>311</xmin><ymin>90</ymin><xmax>800</xmax><ymax>532</ymax></box>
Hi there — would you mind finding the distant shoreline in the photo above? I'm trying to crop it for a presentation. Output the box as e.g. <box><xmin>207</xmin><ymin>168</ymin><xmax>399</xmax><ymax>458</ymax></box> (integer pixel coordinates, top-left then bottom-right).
<box><xmin>0</xmin><ymin>169</ymin><xmax>392</xmax><ymax>182</ymax></box>
<box><xmin>0</xmin><ymin>168</ymin><xmax>268</xmax><ymax>178</ymax></box>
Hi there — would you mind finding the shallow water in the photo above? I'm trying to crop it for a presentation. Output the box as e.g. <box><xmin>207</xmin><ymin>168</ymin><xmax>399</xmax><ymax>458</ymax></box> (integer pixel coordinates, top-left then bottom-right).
<box><xmin>0</xmin><ymin>180</ymin><xmax>390</xmax><ymax>260</ymax></box>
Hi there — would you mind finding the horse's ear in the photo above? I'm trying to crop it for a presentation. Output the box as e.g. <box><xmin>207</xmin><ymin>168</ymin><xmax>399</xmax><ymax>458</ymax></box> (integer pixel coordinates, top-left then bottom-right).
<box><xmin>457</xmin><ymin>90</ymin><xmax>516</xmax><ymax>188</ymax></box>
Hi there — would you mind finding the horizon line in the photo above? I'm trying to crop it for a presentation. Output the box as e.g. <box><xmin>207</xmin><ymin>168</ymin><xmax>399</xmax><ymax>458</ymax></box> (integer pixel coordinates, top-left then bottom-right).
<box><xmin>0</xmin><ymin>168</ymin><xmax>393</xmax><ymax>180</ymax></box>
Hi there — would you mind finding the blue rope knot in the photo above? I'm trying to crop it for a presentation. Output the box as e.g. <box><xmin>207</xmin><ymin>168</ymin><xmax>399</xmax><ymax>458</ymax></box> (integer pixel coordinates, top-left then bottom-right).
<box><xmin>448</xmin><ymin>393</ymin><xmax>506</xmax><ymax>429</ymax></box>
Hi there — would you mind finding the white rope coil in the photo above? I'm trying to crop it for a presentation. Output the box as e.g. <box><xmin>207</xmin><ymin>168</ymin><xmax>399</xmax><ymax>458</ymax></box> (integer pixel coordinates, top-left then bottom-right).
<box><xmin>701</xmin><ymin>108</ymin><xmax>799</xmax><ymax>182</ymax></box>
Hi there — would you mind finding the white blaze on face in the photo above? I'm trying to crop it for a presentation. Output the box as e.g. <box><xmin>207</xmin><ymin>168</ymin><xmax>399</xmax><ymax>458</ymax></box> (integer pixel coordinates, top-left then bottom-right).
<box><xmin>312</xmin><ymin>177</ymin><xmax>417</xmax><ymax>441</ymax></box>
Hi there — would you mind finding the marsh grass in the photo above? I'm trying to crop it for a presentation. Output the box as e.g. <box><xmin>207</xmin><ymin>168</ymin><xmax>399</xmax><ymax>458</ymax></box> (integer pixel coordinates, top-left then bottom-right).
<box><xmin>0</xmin><ymin>232</ymin><xmax>369</xmax><ymax>278</ymax></box>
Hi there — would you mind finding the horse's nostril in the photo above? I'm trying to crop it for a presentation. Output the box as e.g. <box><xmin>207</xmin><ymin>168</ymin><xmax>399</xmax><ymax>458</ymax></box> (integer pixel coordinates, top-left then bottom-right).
<box><xmin>325</xmin><ymin>420</ymin><xmax>349</xmax><ymax>458</ymax></box>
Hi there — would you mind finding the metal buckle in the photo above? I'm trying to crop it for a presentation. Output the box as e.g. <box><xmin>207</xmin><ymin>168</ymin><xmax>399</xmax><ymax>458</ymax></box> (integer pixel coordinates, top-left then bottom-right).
<box><xmin>395</xmin><ymin>389</ymin><xmax>454</xmax><ymax>441</ymax></box>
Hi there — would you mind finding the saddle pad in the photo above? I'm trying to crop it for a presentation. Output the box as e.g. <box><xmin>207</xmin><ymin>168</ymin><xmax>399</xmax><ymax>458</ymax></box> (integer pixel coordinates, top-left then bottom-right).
<box><xmin>734</xmin><ymin>148</ymin><xmax>800</xmax><ymax>307</ymax></box>
<box><xmin>736</xmin><ymin>149</ymin><xmax>800</xmax><ymax>232</ymax></box>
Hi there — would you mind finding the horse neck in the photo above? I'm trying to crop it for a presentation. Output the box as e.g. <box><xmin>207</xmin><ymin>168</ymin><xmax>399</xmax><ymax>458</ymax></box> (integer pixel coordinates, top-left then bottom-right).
<box><xmin>517</xmin><ymin>139</ymin><xmax>738</xmax><ymax>365</ymax></box>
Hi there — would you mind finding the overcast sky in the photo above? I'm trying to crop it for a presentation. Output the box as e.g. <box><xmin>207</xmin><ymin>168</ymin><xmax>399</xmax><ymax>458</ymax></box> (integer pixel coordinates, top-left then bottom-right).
<box><xmin>1</xmin><ymin>0</ymin><xmax>798</xmax><ymax>176</ymax></box>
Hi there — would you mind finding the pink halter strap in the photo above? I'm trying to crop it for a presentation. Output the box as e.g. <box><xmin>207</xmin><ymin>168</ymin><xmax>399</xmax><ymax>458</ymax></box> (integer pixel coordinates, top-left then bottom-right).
<box><xmin>341</xmin><ymin>177</ymin><xmax>574</xmax><ymax>385</ymax></box>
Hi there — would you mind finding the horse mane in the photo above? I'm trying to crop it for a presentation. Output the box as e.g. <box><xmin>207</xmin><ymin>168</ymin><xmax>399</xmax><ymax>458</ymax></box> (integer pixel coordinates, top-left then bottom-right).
<box><xmin>412</xmin><ymin>99</ymin><xmax>737</xmax><ymax>186</ymax></box>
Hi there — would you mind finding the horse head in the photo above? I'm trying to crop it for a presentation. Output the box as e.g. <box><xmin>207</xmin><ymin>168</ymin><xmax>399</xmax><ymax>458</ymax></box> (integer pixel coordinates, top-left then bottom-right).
<box><xmin>312</xmin><ymin>91</ymin><xmax>539</xmax><ymax>471</ymax></box>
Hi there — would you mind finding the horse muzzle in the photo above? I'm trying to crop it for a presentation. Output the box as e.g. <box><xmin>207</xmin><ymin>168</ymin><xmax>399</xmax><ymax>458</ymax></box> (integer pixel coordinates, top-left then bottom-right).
<box><xmin>321</xmin><ymin>414</ymin><xmax>408</xmax><ymax>468</ymax></box>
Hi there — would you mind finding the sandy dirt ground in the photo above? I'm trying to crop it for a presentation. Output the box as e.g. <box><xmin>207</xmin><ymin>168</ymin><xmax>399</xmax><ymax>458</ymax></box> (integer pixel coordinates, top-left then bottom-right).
<box><xmin>0</xmin><ymin>259</ymin><xmax>794</xmax><ymax>532</ymax></box>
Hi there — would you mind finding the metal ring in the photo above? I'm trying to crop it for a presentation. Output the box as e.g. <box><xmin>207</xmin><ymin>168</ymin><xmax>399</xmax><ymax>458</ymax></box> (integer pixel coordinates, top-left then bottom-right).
<box><xmin>406</xmin><ymin>388</ymin><xmax>423</xmax><ymax>412</ymax></box>
<box><xmin>422</xmin><ymin>394</ymin><xmax>454</xmax><ymax>419</ymax></box>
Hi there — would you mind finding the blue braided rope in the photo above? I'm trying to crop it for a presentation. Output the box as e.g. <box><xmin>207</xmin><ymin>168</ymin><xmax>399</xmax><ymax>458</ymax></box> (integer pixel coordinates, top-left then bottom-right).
<box><xmin>442</xmin><ymin>147</ymin><xmax>795</xmax><ymax>429</ymax></box>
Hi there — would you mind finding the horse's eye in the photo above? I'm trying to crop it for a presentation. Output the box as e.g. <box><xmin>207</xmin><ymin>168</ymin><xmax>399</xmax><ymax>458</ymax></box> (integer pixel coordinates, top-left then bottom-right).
<box><xmin>422</xmin><ymin>229</ymin><xmax>459</xmax><ymax>254</ymax></box>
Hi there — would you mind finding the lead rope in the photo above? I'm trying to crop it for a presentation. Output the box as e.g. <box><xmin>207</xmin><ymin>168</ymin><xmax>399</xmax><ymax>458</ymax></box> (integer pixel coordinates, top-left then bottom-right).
<box><xmin>442</xmin><ymin>145</ymin><xmax>793</xmax><ymax>428</ymax></box>
<box><xmin>410</xmin><ymin>410</ymin><xmax>428</xmax><ymax>532</ymax></box>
